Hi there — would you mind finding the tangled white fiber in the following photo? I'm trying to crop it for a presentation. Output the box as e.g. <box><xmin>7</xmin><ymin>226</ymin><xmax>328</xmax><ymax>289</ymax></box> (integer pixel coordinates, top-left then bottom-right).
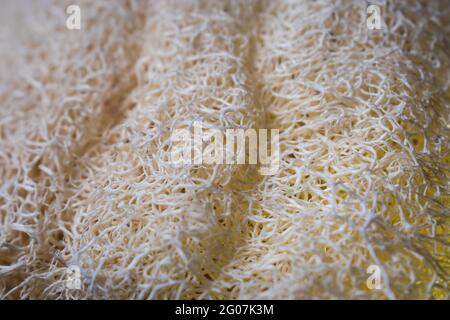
<box><xmin>0</xmin><ymin>0</ymin><xmax>449</xmax><ymax>299</ymax></box>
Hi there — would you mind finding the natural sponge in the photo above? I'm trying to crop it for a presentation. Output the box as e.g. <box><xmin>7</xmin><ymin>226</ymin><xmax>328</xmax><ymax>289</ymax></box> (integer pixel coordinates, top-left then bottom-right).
<box><xmin>0</xmin><ymin>0</ymin><xmax>448</xmax><ymax>299</ymax></box>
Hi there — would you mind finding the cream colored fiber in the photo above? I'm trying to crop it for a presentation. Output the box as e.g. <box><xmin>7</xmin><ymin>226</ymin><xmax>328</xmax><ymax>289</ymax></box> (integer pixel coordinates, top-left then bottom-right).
<box><xmin>0</xmin><ymin>0</ymin><xmax>449</xmax><ymax>299</ymax></box>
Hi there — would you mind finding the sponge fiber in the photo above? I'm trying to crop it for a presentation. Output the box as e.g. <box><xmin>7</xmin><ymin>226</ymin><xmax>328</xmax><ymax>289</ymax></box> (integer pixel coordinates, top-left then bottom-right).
<box><xmin>0</xmin><ymin>0</ymin><xmax>449</xmax><ymax>299</ymax></box>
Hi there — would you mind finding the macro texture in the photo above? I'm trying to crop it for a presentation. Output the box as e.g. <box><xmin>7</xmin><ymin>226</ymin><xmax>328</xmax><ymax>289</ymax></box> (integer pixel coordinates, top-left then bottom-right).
<box><xmin>0</xmin><ymin>0</ymin><xmax>449</xmax><ymax>299</ymax></box>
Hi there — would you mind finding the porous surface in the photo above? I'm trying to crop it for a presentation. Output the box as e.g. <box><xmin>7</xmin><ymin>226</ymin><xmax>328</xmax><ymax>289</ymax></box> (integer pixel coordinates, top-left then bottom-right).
<box><xmin>0</xmin><ymin>0</ymin><xmax>448</xmax><ymax>299</ymax></box>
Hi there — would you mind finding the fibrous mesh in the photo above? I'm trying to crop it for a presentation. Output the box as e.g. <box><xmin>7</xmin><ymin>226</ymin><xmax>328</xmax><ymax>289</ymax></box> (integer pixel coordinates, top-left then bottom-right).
<box><xmin>0</xmin><ymin>0</ymin><xmax>449</xmax><ymax>299</ymax></box>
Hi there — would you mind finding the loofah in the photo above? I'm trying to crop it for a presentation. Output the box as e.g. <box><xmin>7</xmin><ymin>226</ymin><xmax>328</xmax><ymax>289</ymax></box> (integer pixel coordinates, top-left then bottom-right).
<box><xmin>0</xmin><ymin>0</ymin><xmax>448</xmax><ymax>299</ymax></box>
